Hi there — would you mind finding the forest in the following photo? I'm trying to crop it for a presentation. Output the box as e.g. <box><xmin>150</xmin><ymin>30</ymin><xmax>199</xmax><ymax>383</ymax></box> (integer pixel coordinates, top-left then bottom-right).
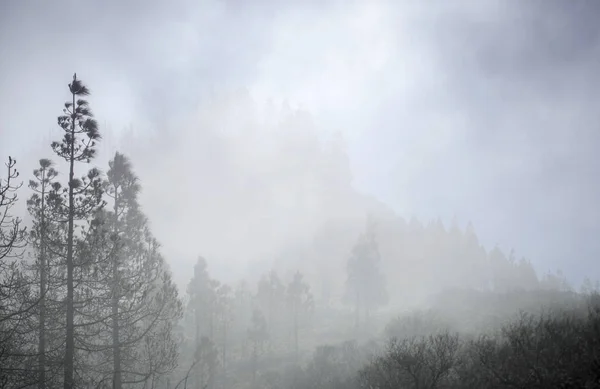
<box><xmin>1</xmin><ymin>74</ymin><xmax>600</xmax><ymax>389</ymax></box>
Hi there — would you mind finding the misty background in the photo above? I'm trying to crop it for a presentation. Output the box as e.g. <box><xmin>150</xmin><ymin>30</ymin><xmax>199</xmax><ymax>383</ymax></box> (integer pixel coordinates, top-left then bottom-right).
<box><xmin>1</xmin><ymin>0</ymin><xmax>599</xmax><ymax>291</ymax></box>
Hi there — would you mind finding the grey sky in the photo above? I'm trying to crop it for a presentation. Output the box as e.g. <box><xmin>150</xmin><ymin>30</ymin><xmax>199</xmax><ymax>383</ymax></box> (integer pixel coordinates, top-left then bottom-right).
<box><xmin>1</xmin><ymin>0</ymin><xmax>599</xmax><ymax>288</ymax></box>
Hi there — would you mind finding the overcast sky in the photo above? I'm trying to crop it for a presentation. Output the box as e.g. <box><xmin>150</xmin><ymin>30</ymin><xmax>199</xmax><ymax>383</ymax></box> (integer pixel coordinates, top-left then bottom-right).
<box><xmin>1</xmin><ymin>0</ymin><xmax>599</xmax><ymax>288</ymax></box>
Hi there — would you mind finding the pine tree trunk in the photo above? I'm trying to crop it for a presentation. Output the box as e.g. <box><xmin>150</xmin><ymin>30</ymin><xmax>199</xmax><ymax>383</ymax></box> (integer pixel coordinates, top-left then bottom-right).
<box><xmin>294</xmin><ymin>306</ymin><xmax>299</xmax><ymax>364</ymax></box>
<box><xmin>112</xmin><ymin>196</ymin><xmax>122</xmax><ymax>389</ymax></box>
<box><xmin>63</xmin><ymin>91</ymin><xmax>76</xmax><ymax>389</ymax></box>
<box><xmin>38</xmin><ymin>170</ymin><xmax>47</xmax><ymax>389</ymax></box>
<box><xmin>222</xmin><ymin>324</ymin><xmax>227</xmax><ymax>389</ymax></box>
<box><xmin>354</xmin><ymin>290</ymin><xmax>360</xmax><ymax>330</ymax></box>
<box><xmin>112</xmin><ymin>261</ymin><xmax>122</xmax><ymax>389</ymax></box>
<box><xmin>195</xmin><ymin>314</ymin><xmax>201</xmax><ymax>389</ymax></box>
<box><xmin>252</xmin><ymin>342</ymin><xmax>257</xmax><ymax>385</ymax></box>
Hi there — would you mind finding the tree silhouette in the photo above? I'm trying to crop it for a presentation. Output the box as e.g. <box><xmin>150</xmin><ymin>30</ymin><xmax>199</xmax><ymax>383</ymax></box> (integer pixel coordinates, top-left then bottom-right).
<box><xmin>51</xmin><ymin>73</ymin><xmax>103</xmax><ymax>389</ymax></box>
<box><xmin>26</xmin><ymin>159</ymin><xmax>60</xmax><ymax>388</ymax></box>
<box><xmin>286</xmin><ymin>271</ymin><xmax>313</xmax><ymax>362</ymax></box>
<box><xmin>0</xmin><ymin>157</ymin><xmax>30</xmax><ymax>386</ymax></box>
<box><xmin>343</xmin><ymin>215</ymin><xmax>387</xmax><ymax>329</ymax></box>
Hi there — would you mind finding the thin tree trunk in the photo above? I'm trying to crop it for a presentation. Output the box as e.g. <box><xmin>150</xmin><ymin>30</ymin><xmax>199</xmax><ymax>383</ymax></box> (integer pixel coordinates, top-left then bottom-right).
<box><xmin>38</xmin><ymin>168</ymin><xmax>47</xmax><ymax>389</ymax></box>
<box><xmin>112</xmin><ymin>287</ymin><xmax>122</xmax><ymax>389</ymax></box>
<box><xmin>252</xmin><ymin>342</ymin><xmax>257</xmax><ymax>385</ymax></box>
<box><xmin>354</xmin><ymin>290</ymin><xmax>360</xmax><ymax>330</ymax></box>
<box><xmin>222</xmin><ymin>324</ymin><xmax>227</xmax><ymax>389</ymax></box>
<box><xmin>112</xmin><ymin>193</ymin><xmax>122</xmax><ymax>389</ymax></box>
<box><xmin>195</xmin><ymin>313</ymin><xmax>201</xmax><ymax>389</ymax></box>
<box><xmin>209</xmin><ymin>307</ymin><xmax>214</xmax><ymax>340</ymax></box>
<box><xmin>63</xmin><ymin>90</ymin><xmax>76</xmax><ymax>389</ymax></box>
<box><xmin>294</xmin><ymin>306</ymin><xmax>299</xmax><ymax>364</ymax></box>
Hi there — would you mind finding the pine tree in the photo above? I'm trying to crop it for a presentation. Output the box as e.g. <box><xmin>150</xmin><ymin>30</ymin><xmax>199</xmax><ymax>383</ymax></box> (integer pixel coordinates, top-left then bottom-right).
<box><xmin>26</xmin><ymin>159</ymin><xmax>60</xmax><ymax>388</ymax></box>
<box><xmin>187</xmin><ymin>257</ymin><xmax>215</xmax><ymax>344</ymax></box>
<box><xmin>78</xmin><ymin>152</ymin><xmax>182</xmax><ymax>388</ymax></box>
<box><xmin>51</xmin><ymin>73</ymin><xmax>103</xmax><ymax>389</ymax></box>
<box><xmin>247</xmin><ymin>308</ymin><xmax>268</xmax><ymax>384</ymax></box>
<box><xmin>286</xmin><ymin>270</ymin><xmax>313</xmax><ymax>362</ymax></box>
<box><xmin>215</xmin><ymin>283</ymin><xmax>233</xmax><ymax>387</ymax></box>
<box><xmin>256</xmin><ymin>270</ymin><xmax>285</xmax><ymax>342</ymax></box>
<box><xmin>343</xmin><ymin>215</ymin><xmax>387</xmax><ymax>329</ymax></box>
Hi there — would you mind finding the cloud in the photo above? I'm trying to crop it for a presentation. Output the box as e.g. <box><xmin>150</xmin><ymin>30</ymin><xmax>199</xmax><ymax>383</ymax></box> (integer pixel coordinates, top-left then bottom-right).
<box><xmin>1</xmin><ymin>0</ymin><xmax>600</xmax><ymax>288</ymax></box>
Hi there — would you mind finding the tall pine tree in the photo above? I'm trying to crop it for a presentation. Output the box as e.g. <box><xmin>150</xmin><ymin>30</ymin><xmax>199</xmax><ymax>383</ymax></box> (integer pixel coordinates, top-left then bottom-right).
<box><xmin>51</xmin><ymin>74</ymin><xmax>103</xmax><ymax>389</ymax></box>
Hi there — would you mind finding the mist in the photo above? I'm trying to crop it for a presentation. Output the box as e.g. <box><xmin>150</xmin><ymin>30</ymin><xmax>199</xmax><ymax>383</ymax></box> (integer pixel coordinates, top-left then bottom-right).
<box><xmin>1</xmin><ymin>1</ymin><xmax>600</xmax><ymax>388</ymax></box>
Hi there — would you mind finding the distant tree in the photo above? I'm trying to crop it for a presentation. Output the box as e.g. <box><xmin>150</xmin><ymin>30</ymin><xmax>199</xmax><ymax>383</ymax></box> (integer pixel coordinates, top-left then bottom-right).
<box><xmin>515</xmin><ymin>256</ymin><xmax>539</xmax><ymax>290</ymax></box>
<box><xmin>540</xmin><ymin>270</ymin><xmax>571</xmax><ymax>292</ymax></box>
<box><xmin>51</xmin><ymin>73</ymin><xmax>103</xmax><ymax>389</ymax></box>
<box><xmin>247</xmin><ymin>308</ymin><xmax>269</xmax><ymax>384</ymax></box>
<box><xmin>462</xmin><ymin>221</ymin><xmax>489</xmax><ymax>291</ymax></box>
<box><xmin>286</xmin><ymin>271</ymin><xmax>314</xmax><ymax>362</ymax></box>
<box><xmin>193</xmin><ymin>336</ymin><xmax>218</xmax><ymax>389</ymax></box>
<box><xmin>256</xmin><ymin>270</ymin><xmax>286</xmax><ymax>352</ymax></box>
<box><xmin>580</xmin><ymin>277</ymin><xmax>600</xmax><ymax>294</ymax></box>
<box><xmin>215</xmin><ymin>283</ymin><xmax>234</xmax><ymax>387</ymax></box>
<box><xmin>187</xmin><ymin>257</ymin><xmax>216</xmax><ymax>343</ymax></box>
<box><xmin>256</xmin><ymin>270</ymin><xmax>285</xmax><ymax>343</ymax></box>
<box><xmin>343</xmin><ymin>216</ymin><xmax>387</xmax><ymax>329</ymax></box>
<box><xmin>232</xmin><ymin>280</ymin><xmax>253</xmax><ymax>359</ymax></box>
<box><xmin>489</xmin><ymin>247</ymin><xmax>512</xmax><ymax>293</ymax></box>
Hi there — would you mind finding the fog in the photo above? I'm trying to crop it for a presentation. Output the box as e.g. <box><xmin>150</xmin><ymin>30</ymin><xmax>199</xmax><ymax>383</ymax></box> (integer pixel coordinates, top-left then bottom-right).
<box><xmin>1</xmin><ymin>1</ymin><xmax>600</xmax><ymax>388</ymax></box>
<box><xmin>2</xmin><ymin>0</ymin><xmax>599</xmax><ymax>288</ymax></box>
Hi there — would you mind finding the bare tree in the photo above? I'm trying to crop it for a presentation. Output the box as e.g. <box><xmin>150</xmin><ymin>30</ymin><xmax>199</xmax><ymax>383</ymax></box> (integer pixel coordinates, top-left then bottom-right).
<box><xmin>0</xmin><ymin>156</ymin><xmax>25</xmax><ymax>261</ymax></box>
<box><xmin>0</xmin><ymin>156</ymin><xmax>31</xmax><ymax>387</ymax></box>
<box><xmin>360</xmin><ymin>332</ymin><xmax>461</xmax><ymax>389</ymax></box>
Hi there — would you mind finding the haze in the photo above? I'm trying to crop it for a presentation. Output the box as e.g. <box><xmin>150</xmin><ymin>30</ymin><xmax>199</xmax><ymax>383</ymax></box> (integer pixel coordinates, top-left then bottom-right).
<box><xmin>1</xmin><ymin>1</ymin><xmax>599</xmax><ymax>294</ymax></box>
<box><xmin>4</xmin><ymin>1</ymin><xmax>600</xmax><ymax>389</ymax></box>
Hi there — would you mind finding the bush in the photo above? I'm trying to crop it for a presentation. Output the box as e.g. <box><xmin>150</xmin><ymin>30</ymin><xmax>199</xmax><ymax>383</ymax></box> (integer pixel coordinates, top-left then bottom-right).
<box><xmin>358</xmin><ymin>292</ymin><xmax>600</xmax><ymax>389</ymax></box>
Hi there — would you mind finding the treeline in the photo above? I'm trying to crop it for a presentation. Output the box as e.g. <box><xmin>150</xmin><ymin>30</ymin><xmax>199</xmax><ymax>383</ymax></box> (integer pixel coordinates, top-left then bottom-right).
<box><xmin>302</xmin><ymin>214</ymin><xmax>573</xmax><ymax>310</ymax></box>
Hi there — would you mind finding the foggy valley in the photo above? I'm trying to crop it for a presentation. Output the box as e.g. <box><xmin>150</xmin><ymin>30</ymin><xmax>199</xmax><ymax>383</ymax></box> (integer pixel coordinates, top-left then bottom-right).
<box><xmin>1</xmin><ymin>0</ymin><xmax>600</xmax><ymax>388</ymax></box>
